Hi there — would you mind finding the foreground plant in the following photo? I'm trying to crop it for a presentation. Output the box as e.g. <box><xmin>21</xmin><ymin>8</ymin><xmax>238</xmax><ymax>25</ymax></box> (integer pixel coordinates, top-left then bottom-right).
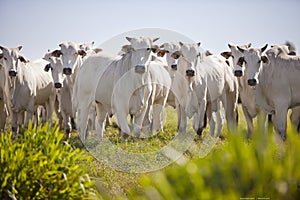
<box><xmin>0</xmin><ymin>123</ymin><xmax>95</xmax><ymax>199</ymax></box>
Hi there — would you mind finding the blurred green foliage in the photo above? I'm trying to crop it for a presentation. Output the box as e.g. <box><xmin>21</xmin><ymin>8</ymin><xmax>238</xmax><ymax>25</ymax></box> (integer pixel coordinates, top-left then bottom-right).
<box><xmin>129</xmin><ymin>131</ymin><xmax>300</xmax><ymax>199</ymax></box>
<box><xmin>0</xmin><ymin>123</ymin><xmax>95</xmax><ymax>199</ymax></box>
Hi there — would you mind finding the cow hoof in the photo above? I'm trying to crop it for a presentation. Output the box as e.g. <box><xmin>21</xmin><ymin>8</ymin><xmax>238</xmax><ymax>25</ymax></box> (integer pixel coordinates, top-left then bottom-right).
<box><xmin>197</xmin><ymin>127</ymin><xmax>203</xmax><ymax>136</ymax></box>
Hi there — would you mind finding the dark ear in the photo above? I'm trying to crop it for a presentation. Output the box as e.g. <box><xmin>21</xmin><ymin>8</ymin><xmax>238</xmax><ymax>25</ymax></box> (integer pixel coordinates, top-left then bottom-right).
<box><xmin>261</xmin><ymin>55</ymin><xmax>269</xmax><ymax>64</ymax></box>
<box><xmin>179</xmin><ymin>41</ymin><xmax>184</xmax><ymax>46</ymax></box>
<box><xmin>19</xmin><ymin>55</ymin><xmax>29</xmax><ymax>63</ymax></box>
<box><xmin>228</xmin><ymin>44</ymin><xmax>232</xmax><ymax>49</ymax></box>
<box><xmin>93</xmin><ymin>48</ymin><xmax>102</xmax><ymax>53</ymax></box>
<box><xmin>160</xmin><ymin>44</ymin><xmax>164</xmax><ymax>48</ymax></box>
<box><xmin>157</xmin><ymin>50</ymin><xmax>169</xmax><ymax>57</ymax></box>
<box><xmin>44</xmin><ymin>63</ymin><xmax>52</xmax><ymax>72</ymax></box>
<box><xmin>288</xmin><ymin>50</ymin><xmax>296</xmax><ymax>56</ymax></box>
<box><xmin>51</xmin><ymin>50</ymin><xmax>62</xmax><ymax>57</ymax></box>
<box><xmin>197</xmin><ymin>42</ymin><xmax>201</xmax><ymax>47</ymax></box>
<box><xmin>247</xmin><ymin>43</ymin><xmax>252</xmax><ymax>48</ymax></box>
<box><xmin>0</xmin><ymin>46</ymin><xmax>4</xmax><ymax>51</ymax></box>
<box><xmin>221</xmin><ymin>51</ymin><xmax>232</xmax><ymax>59</ymax></box>
<box><xmin>237</xmin><ymin>57</ymin><xmax>245</xmax><ymax>66</ymax></box>
<box><xmin>17</xmin><ymin>46</ymin><xmax>23</xmax><ymax>51</ymax></box>
<box><xmin>261</xmin><ymin>44</ymin><xmax>268</xmax><ymax>53</ymax></box>
<box><xmin>78</xmin><ymin>49</ymin><xmax>87</xmax><ymax>58</ymax></box>
<box><xmin>205</xmin><ymin>50</ymin><xmax>212</xmax><ymax>56</ymax></box>
<box><xmin>152</xmin><ymin>37</ymin><xmax>159</xmax><ymax>43</ymax></box>
<box><xmin>126</xmin><ymin>37</ymin><xmax>132</xmax><ymax>42</ymax></box>
<box><xmin>237</xmin><ymin>46</ymin><xmax>245</xmax><ymax>53</ymax></box>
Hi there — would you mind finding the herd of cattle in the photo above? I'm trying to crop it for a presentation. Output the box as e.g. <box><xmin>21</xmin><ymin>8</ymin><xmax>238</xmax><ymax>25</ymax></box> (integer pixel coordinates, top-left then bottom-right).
<box><xmin>0</xmin><ymin>37</ymin><xmax>299</xmax><ymax>141</ymax></box>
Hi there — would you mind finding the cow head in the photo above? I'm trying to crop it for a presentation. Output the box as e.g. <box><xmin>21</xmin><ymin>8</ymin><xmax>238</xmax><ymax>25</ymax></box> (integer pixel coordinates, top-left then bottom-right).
<box><xmin>238</xmin><ymin>44</ymin><xmax>268</xmax><ymax>86</ymax></box>
<box><xmin>221</xmin><ymin>43</ymin><xmax>251</xmax><ymax>77</ymax></box>
<box><xmin>43</xmin><ymin>50</ymin><xmax>65</xmax><ymax>88</ymax></box>
<box><xmin>0</xmin><ymin>45</ymin><xmax>29</xmax><ymax>77</ymax></box>
<box><xmin>58</xmin><ymin>42</ymin><xmax>86</xmax><ymax>75</ymax></box>
<box><xmin>158</xmin><ymin>42</ymin><xmax>181</xmax><ymax>77</ymax></box>
<box><xmin>125</xmin><ymin>36</ymin><xmax>159</xmax><ymax>74</ymax></box>
<box><xmin>177</xmin><ymin>42</ymin><xmax>201</xmax><ymax>80</ymax></box>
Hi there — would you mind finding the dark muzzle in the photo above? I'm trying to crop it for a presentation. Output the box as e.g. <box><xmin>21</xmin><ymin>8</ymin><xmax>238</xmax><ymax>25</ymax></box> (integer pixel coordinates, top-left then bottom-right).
<box><xmin>9</xmin><ymin>70</ymin><xmax>17</xmax><ymax>77</ymax></box>
<box><xmin>248</xmin><ymin>79</ymin><xmax>257</xmax><ymax>86</ymax></box>
<box><xmin>234</xmin><ymin>70</ymin><xmax>243</xmax><ymax>77</ymax></box>
<box><xmin>135</xmin><ymin>65</ymin><xmax>146</xmax><ymax>74</ymax></box>
<box><xmin>63</xmin><ymin>68</ymin><xmax>72</xmax><ymax>75</ymax></box>
<box><xmin>171</xmin><ymin>64</ymin><xmax>177</xmax><ymax>70</ymax></box>
<box><xmin>54</xmin><ymin>82</ymin><xmax>62</xmax><ymax>88</ymax></box>
<box><xmin>186</xmin><ymin>69</ymin><xmax>195</xmax><ymax>77</ymax></box>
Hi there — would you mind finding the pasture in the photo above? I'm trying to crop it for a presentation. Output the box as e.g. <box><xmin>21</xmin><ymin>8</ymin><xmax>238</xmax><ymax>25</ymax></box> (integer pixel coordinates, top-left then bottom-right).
<box><xmin>70</xmin><ymin>104</ymin><xmax>300</xmax><ymax>199</ymax></box>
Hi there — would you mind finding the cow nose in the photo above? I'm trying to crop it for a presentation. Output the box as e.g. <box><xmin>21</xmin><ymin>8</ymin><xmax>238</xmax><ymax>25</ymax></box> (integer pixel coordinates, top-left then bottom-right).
<box><xmin>9</xmin><ymin>70</ymin><xmax>17</xmax><ymax>77</ymax></box>
<box><xmin>234</xmin><ymin>70</ymin><xmax>243</xmax><ymax>77</ymax></box>
<box><xmin>54</xmin><ymin>82</ymin><xmax>62</xmax><ymax>88</ymax></box>
<box><xmin>135</xmin><ymin>65</ymin><xmax>146</xmax><ymax>74</ymax></box>
<box><xmin>63</xmin><ymin>68</ymin><xmax>72</xmax><ymax>75</ymax></box>
<box><xmin>248</xmin><ymin>79</ymin><xmax>257</xmax><ymax>86</ymax></box>
<box><xmin>186</xmin><ymin>69</ymin><xmax>195</xmax><ymax>77</ymax></box>
<box><xmin>171</xmin><ymin>64</ymin><xmax>177</xmax><ymax>70</ymax></box>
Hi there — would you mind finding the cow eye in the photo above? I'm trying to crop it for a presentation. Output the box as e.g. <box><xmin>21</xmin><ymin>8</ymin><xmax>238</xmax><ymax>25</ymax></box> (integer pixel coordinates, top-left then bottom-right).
<box><xmin>146</xmin><ymin>48</ymin><xmax>151</xmax><ymax>51</ymax></box>
<box><xmin>171</xmin><ymin>52</ymin><xmax>181</xmax><ymax>59</ymax></box>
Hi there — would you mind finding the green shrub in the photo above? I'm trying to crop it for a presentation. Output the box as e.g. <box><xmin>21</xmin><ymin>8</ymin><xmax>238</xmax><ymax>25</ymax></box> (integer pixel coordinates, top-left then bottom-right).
<box><xmin>130</xmin><ymin>131</ymin><xmax>300</xmax><ymax>199</ymax></box>
<box><xmin>0</xmin><ymin>123</ymin><xmax>95</xmax><ymax>199</ymax></box>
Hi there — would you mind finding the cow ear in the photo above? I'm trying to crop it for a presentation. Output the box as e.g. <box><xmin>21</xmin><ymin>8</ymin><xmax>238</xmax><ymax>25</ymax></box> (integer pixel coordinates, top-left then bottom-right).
<box><xmin>93</xmin><ymin>48</ymin><xmax>102</xmax><ymax>53</ymax></box>
<box><xmin>179</xmin><ymin>41</ymin><xmax>184</xmax><ymax>46</ymax></box>
<box><xmin>221</xmin><ymin>51</ymin><xmax>232</xmax><ymax>59</ymax></box>
<box><xmin>197</xmin><ymin>42</ymin><xmax>201</xmax><ymax>47</ymax></box>
<box><xmin>247</xmin><ymin>43</ymin><xmax>252</xmax><ymax>48</ymax></box>
<box><xmin>17</xmin><ymin>46</ymin><xmax>23</xmax><ymax>51</ymax></box>
<box><xmin>228</xmin><ymin>44</ymin><xmax>232</xmax><ymax>49</ymax></box>
<box><xmin>261</xmin><ymin>44</ymin><xmax>268</xmax><ymax>53</ymax></box>
<box><xmin>0</xmin><ymin>46</ymin><xmax>4</xmax><ymax>51</ymax></box>
<box><xmin>126</xmin><ymin>37</ymin><xmax>132</xmax><ymax>42</ymax></box>
<box><xmin>160</xmin><ymin>44</ymin><xmax>164</xmax><ymax>48</ymax></box>
<box><xmin>288</xmin><ymin>50</ymin><xmax>296</xmax><ymax>56</ymax></box>
<box><xmin>261</xmin><ymin>55</ymin><xmax>269</xmax><ymax>64</ymax></box>
<box><xmin>78</xmin><ymin>49</ymin><xmax>87</xmax><ymax>58</ymax></box>
<box><xmin>152</xmin><ymin>37</ymin><xmax>159</xmax><ymax>43</ymax></box>
<box><xmin>19</xmin><ymin>55</ymin><xmax>29</xmax><ymax>63</ymax></box>
<box><xmin>237</xmin><ymin>46</ymin><xmax>245</xmax><ymax>53</ymax></box>
<box><xmin>205</xmin><ymin>50</ymin><xmax>212</xmax><ymax>56</ymax></box>
<box><xmin>51</xmin><ymin>50</ymin><xmax>62</xmax><ymax>57</ymax></box>
<box><xmin>44</xmin><ymin>63</ymin><xmax>52</xmax><ymax>72</ymax></box>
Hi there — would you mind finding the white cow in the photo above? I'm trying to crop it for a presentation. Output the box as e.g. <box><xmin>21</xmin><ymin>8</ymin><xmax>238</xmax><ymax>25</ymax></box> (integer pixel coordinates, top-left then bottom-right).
<box><xmin>74</xmin><ymin>36</ymin><xmax>159</xmax><ymax>140</ymax></box>
<box><xmin>0</xmin><ymin>46</ymin><xmax>56</xmax><ymax>136</ymax></box>
<box><xmin>221</xmin><ymin>43</ymin><xmax>269</xmax><ymax>136</ymax></box>
<box><xmin>239</xmin><ymin>44</ymin><xmax>300</xmax><ymax>139</ymax></box>
<box><xmin>175</xmin><ymin>42</ymin><xmax>238</xmax><ymax>137</ymax></box>
<box><xmin>43</xmin><ymin>50</ymin><xmax>76</xmax><ymax>138</ymax></box>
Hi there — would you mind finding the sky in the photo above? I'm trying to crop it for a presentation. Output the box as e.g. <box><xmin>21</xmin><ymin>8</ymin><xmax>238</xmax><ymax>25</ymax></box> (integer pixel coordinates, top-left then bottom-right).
<box><xmin>0</xmin><ymin>0</ymin><xmax>299</xmax><ymax>60</ymax></box>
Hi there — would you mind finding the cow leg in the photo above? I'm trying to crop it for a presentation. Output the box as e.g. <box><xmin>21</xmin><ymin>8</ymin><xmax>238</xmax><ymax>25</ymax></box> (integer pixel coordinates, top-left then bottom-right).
<box><xmin>176</xmin><ymin>101</ymin><xmax>181</xmax><ymax>130</ymax></box>
<box><xmin>290</xmin><ymin>107</ymin><xmax>300</xmax><ymax>133</ymax></box>
<box><xmin>0</xmin><ymin>96</ymin><xmax>7</xmax><ymax>131</ymax></box>
<box><xmin>95</xmin><ymin>103</ymin><xmax>108</xmax><ymax>138</ymax></box>
<box><xmin>216</xmin><ymin>100</ymin><xmax>225</xmax><ymax>138</ymax></box>
<box><xmin>11</xmin><ymin>111</ymin><xmax>18</xmax><ymax>138</ymax></box>
<box><xmin>194</xmin><ymin>98</ymin><xmax>207</xmax><ymax>136</ymax></box>
<box><xmin>77</xmin><ymin>103</ymin><xmax>91</xmax><ymax>140</ymax></box>
<box><xmin>242</xmin><ymin>105</ymin><xmax>254</xmax><ymax>137</ymax></box>
<box><xmin>273</xmin><ymin>105</ymin><xmax>288</xmax><ymax>140</ymax></box>
<box><xmin>178</xmin><ymin>105</ymin><xmax>187</xmax><ymax>134</ymax></box>
<box><xmin>141</xmin><ymin>103</ymin><xmax>152</xmax><ymax>135</ymax></box>
<box><xmin>209</xmin><ymin>101</ymin><xmax>218</xmax><ymax>137</ymax></box>
<box><xmin>61</xmin><ymin>110</ymin><xmax>71</xmax><ymax>139</ymax></box>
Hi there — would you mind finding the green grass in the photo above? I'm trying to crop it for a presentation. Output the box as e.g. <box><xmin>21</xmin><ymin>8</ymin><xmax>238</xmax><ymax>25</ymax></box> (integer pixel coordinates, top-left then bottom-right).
<box><xmin>1</xmin><ymin>105</ymin><xmax>300</xmax><ymax>199</ymax></box>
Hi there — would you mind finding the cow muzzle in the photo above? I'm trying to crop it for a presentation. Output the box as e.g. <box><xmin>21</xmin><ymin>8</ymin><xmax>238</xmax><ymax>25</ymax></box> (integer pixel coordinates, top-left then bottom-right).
<box><xmin>186</xmin><ymin>69</ymin><xmax>195</xmax><ymax>77</ymax></box>
<box><xmin>63</xmin><ymin>68</ymin><xmax>72</xmax><ymax>75</ymax></box>
<box><xmin>135</xmin><ymin>65</ymin><xmax>146</xmax><ymax>74</ymax></box>
<box><xmin>9</xmin><ymin>70</ymin><xmax>17</xmax><ymax>77</ymax></box>
<box><xmin>171</xmin><ymin>64</ymin><xmax>177</xmax><ymax>70</ymax></box>
<box><xmin>54</xmin><ymin>82</ymin><xmax>62</xmax><ymax>88</ymax></box>
<box><xmin>248</xmin><ymin>79</ymin><xmax>257</xmax><ymax>86</ymax></box>
<box><xmin>234</xmin><ymin>70</ymin><xmax>243</xmax><ymax>77</ymax></box>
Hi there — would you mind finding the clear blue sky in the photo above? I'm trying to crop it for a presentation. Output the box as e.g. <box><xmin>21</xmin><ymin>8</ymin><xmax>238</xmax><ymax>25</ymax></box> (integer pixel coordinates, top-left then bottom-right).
<box><xmin>1</xmin><ymin>0</ymin><xmax>299</xmax><ymax>60</ymax></box>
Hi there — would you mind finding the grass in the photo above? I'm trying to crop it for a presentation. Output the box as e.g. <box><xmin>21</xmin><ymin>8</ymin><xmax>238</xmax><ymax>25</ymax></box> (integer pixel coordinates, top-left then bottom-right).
<box><xmin>1</xmin><ymin>104</ymin><xmax>299</xmax><ymax>199</ymax></box>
